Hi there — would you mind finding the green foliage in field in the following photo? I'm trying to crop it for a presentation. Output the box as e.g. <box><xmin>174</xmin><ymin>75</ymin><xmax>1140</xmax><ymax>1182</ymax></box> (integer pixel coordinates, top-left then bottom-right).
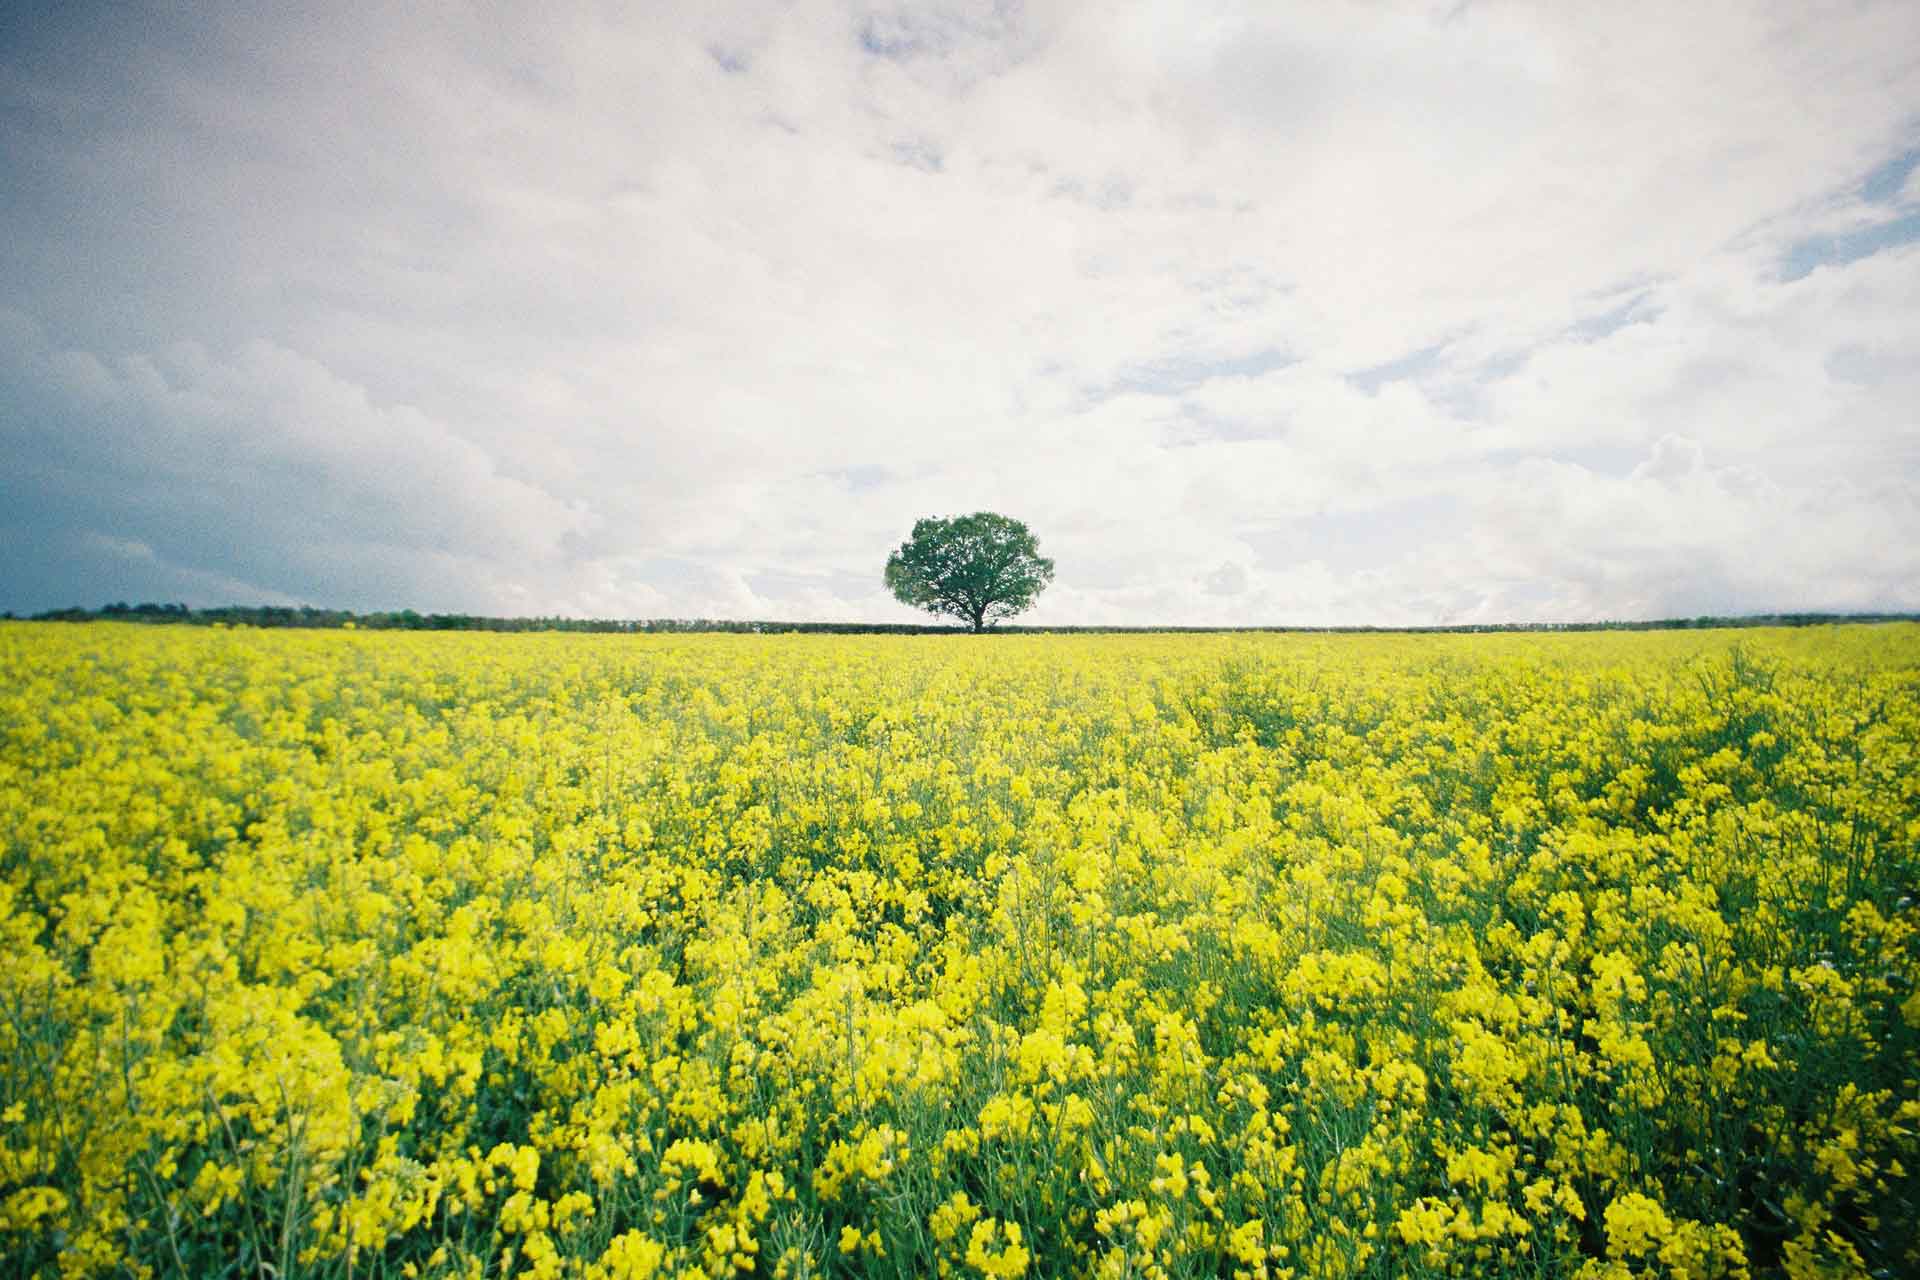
<box><xmin>1</xmin><ymin>624</ymin><xmax>1916</xmax><ymax>1279</ymax></box>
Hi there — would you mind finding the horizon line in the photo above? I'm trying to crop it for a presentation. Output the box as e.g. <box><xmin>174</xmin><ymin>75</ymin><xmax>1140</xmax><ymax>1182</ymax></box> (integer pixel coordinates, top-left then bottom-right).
<box><xmin>12</xmin><ymin>601</ymin><xmax>1920</xmax><ymax>637</ymax></box>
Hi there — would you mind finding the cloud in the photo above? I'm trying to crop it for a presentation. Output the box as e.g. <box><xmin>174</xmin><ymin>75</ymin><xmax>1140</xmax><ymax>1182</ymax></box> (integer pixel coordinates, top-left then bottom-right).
<box><xmin>1462</xmin><ymin>439</ymin><xmax>1920</xmax><ymax>620</ymax></box>
<box><xmin>0</xmin><ymin>310</ymin><xmax>592</xmax><ymax>610</ymax></box>
<box><xmin>2</xmin><ymin>1</ymin><xmax>1917</xmax><ymax>621</ymax></box>
<box><xmin>1203</xmin><ymin>562</ymin><xmax>1248</xmax><ymax>598</ymax></box>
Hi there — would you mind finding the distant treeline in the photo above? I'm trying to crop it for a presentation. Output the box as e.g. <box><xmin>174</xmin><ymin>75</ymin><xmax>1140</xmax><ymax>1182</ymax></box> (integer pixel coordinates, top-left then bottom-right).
<box><xmin>10</xmin><ymin>600</ymin><xmax>1918</xmax><ymax>635</ymax></box>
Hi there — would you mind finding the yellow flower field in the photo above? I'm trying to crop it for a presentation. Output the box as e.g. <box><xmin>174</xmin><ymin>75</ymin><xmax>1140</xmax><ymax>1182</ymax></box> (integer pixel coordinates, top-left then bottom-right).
<box><xmin>2</xmin><ymin>622</ymin><xmax>1917</xmax><ymax>1280</ymax></box>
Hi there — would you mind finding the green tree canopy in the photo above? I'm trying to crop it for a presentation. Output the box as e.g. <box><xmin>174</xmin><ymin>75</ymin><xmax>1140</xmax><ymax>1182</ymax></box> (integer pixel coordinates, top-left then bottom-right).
<box><xmin>884</xmin><ymin>512</ymin><xmax>1055</xmax><ymax>632</ymax></box>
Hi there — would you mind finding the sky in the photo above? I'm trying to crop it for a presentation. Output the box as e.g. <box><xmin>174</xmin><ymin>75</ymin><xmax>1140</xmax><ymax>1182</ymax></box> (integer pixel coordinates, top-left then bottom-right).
<box><xmin>3</xmin><ymin>1</ymin><xmax>1918</xmax><ymax>626</ymax></box>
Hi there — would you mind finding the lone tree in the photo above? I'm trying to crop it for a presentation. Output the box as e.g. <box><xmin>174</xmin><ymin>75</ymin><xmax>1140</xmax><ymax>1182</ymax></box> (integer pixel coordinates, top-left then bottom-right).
<box><xmin>885</xmin><ymin>512</ymin><xmax>1055</xmax><ymax>632</ymax></box>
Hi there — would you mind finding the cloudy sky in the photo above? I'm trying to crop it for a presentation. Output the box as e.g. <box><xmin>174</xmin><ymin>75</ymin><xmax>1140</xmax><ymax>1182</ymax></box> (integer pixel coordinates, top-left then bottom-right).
<box><xmin>3</xmin><ymin>1</ymin><xmax>1918</xmax><ymax>625</ymax></box>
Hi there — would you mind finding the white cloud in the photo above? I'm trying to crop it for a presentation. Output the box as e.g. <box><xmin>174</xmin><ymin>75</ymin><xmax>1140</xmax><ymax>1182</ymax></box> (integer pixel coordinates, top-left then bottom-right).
<box><xmin>1460</xmin><ymin>439</ymin><xmax>1920</xmax><ymax>620</ymax></box>
<box><xmin>1</xmin><ymin>1</ymin><xmax>1917</xmax><ymax>621</ymax></box>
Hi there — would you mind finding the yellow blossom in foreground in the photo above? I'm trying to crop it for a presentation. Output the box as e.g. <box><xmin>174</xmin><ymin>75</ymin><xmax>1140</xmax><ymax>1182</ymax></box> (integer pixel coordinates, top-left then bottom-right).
<box><xmin>2</xmin><ymin>621</ymin><xmax>1916</xmax><ymax>1279</ymax></box>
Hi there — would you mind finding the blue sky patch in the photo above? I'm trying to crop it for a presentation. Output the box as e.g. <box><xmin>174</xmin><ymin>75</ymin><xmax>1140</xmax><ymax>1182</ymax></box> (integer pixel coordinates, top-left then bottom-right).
<box><xmin>1782</xmin><ymin>212</ymin><xmax>1920</xmax><ymax>280</ymax></box>
<box><xmin>1348</xmin><ymin>343</ymin><xmax>1447</xmax><ymax>394</ymax></box>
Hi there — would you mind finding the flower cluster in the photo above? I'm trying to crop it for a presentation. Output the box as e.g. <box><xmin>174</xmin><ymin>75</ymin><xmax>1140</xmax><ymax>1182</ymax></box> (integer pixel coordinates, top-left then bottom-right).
<box><xmin>1</xmin><ymin>622</ymin><xmax>1916</xmax><ymax>1278</ymax></box>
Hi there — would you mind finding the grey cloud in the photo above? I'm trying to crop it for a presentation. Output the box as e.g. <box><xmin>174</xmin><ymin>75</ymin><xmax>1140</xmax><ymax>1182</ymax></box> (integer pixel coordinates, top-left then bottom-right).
<box><xmin>1632</xmin><ymin>435</ymin><xmax>1708</xmax><ymax>485</ymax></box>
<box><xmin>0</xmin><ymin>312</ymin><xmax>592</xmax><ymax>612</ymax></box>
<box><xmin>1202</xmin><ymin>562</ymin><xmax>1247</xmax><ymax>597</ymax></box>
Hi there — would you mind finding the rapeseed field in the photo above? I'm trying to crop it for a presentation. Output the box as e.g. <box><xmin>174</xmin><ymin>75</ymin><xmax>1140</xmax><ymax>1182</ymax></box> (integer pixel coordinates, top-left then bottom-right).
<box><xmin>1</xmin><ymin>622</ymin><xmax>1916</xmax><ymax>1280</ymax></box>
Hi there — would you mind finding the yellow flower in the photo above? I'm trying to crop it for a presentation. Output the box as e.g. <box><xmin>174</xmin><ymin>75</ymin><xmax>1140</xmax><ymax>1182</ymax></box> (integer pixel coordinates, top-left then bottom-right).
<box><xmin>1604</xmin><ymin>1192</ymin><xmax>1673</xmax><ymax>1259</ymax></box>
<box><xmin>965</xmin><ymin>1218</ymin><xmax>1031</xmax><ymax>1279</ymax></box>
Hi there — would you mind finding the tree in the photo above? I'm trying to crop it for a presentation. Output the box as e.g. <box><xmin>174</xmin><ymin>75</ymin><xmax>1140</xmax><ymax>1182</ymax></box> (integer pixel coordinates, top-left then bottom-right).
<box><xmin>884</xmin><ymin>512</ymin><xmax>1055</xmax><ymax>632</ymax></box>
